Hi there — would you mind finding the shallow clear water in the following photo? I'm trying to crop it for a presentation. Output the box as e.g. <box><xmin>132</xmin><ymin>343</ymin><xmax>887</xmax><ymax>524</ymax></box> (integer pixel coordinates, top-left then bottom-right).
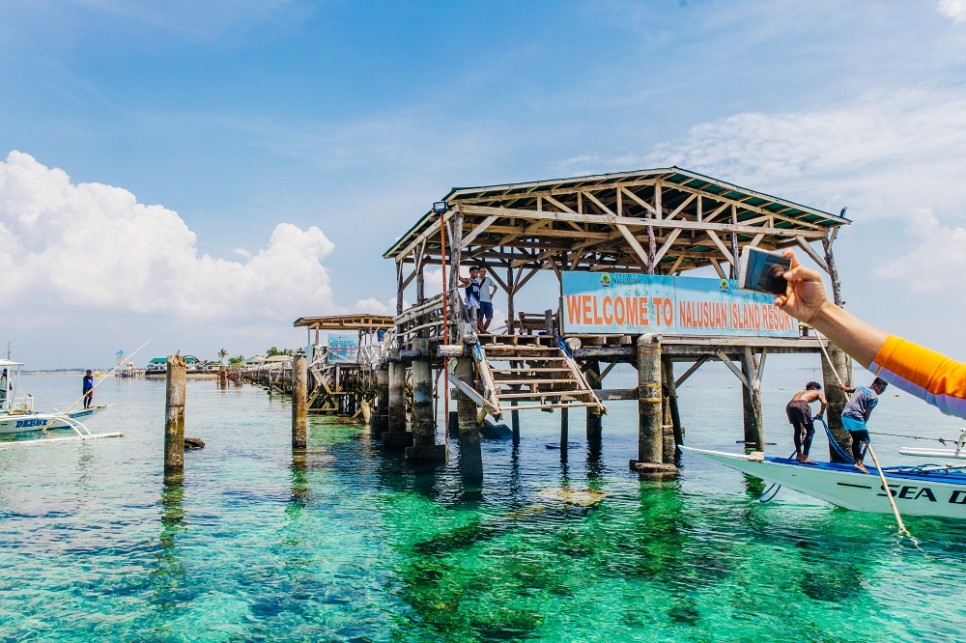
<box><xmin>1</xmin><ymin>368</ymin><xmax>964</xmax><ymax>642</ymax></box>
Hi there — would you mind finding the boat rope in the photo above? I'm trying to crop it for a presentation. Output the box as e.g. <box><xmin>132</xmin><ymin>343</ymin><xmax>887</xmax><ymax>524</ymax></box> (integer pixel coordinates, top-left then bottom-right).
<box><xmin>816</xmin><ymin>337</ymin><xmax>916</xmax><ymax>542</ymax></box>
<box><xmin>817</xmin><ymin>415</ymin><xmax>855</xmax><ymax>464</ymax></box>
<box><xmin>869</xmin><ymin>430</ymin><xmax>961</xmax><ymax>445</ymax></box>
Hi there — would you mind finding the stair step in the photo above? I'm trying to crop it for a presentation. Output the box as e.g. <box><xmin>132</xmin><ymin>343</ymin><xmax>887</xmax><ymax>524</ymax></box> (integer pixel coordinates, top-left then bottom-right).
<box><xmin>489</xmin><ymin>367</ymin><xmax>572</xmax><ymax>374</ymax></box>
<box><xmin>509</xmin><ymin>402</ymin><xmax>603</xmax><ymax>411</ymax></box>
<box><xmin>493</xmin><ymin>378</ymin><xmax>578</xmax><ymax>385</ymax></box>
<box><xmin>481</xmin><ymin>344</ymin><xmax>562</xmax><ymax>352</ymax></box>
<box><xmin>496</xmin><ymin>391</ymin><xmax>594</xmax><ymax>400</ymax></box>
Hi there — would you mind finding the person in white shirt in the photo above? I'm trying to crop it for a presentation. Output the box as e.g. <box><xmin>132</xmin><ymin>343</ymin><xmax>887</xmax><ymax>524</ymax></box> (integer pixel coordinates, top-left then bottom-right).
<box><xmin>476</xmin><ymin>266</ymin><xmax>498</xmax><ymax>332</ymax></box>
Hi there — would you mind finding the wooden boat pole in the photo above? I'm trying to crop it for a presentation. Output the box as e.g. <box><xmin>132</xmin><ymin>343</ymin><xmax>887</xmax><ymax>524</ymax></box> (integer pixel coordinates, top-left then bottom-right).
<box><xmin>56</xmin><ymin>340</ymin><xmax>150</xmax><ymax>418</ymax></box>
<box><xmin>866</xmin><ymin>444</ymin><xmax>911</xmax><ymax>538</ymax></box>
<box><xmin>818</xmin><ymin>338</ymin><xmax>912</xmax><ymax>538</ymax></box>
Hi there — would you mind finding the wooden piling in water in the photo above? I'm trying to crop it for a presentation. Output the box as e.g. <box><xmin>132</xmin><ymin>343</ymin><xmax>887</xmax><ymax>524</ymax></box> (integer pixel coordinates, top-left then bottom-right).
<box><xmin>632</xmin><ymin>334</ymin><xmax>676</xmax><ymax>473</ymax></box>
<box><xmin>373</xmin><ymin>366</ymin><xmax>389</xmax><ymax>438</ymax></box>
<box><xmin>584</xmin><ymin>361</ymin><xmax>602</xmax><ymax>443</ymax></box>
<box><xmin>406</xmin><ymin>339</ymin><xmax>446</xmax><ymax>462</ymax></box>
<box><xmin>559</xmin><ymin>406</ymin><xmax>569</xmax><ymax>459</ymax></box>
<box><xmin>662</xmin><ymin>357</ymin><xmax>684</xmax><ymax>454</ymax></box>
<box><xmin>821</xmin><ymin>342</ymin><xmax>853</xmax><ymax>462</ymax></box>
<box><xmin>383</xmin><ymin>359</ymin><xmax>412</xmax><ymax>449</ymax></box>
<box><xmin>739</xmin><ymin>347</ymin><xmax>763</xmax><ymax>451</ymax></box>
<box><xmin>292</xmin><ymin>353</ymin><xmax>307</xmax><ymax>449</ymax></box>
<box><xmin>455</xmin><ymin>357</ymin><xmax>483</xmax><ymax>483</ymax></box>
<box><xmin>164</xmin><ymin>355</ymin><xmax>187</xmax><ymax>475</ymax></box>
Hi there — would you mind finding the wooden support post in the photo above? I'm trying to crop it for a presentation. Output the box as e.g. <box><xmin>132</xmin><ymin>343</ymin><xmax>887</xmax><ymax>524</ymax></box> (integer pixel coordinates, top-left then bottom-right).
<box><xmin>218</xmin><ymin>365</ymin><xmax>227</xmax><ymax>388</ymax></box>
<box><xmin>506</xmin><ymin>265</ymin><xmax>515</xmax><ymax>335</ymax></box>
<box><xmin>560</xmin><ymin>406</ymin><xmax>569</xmax><ymax>459</ymax></box>
<box><xmin>384</xmin><ymin>360</ymin><xmax>412</xmax><ymax>449</ymax></box>
<box><xmin>631</xmin><ymin>335</ymin><xmax>676</xmax><ymax>473</ymax></box>
<box><xmin>822</xmin><ymin>342</ymin><xmax>854</xmax><ymax>462</ymax></box>
<box><xmin>662</xmin><ymin>357</ymin><xmax>682</xmax><ymax>462</ymax></box>
<box><xmin>164</xmin><ymin>355</ymin><xmax>187</xmax><ymax>476</ymax></box>
<box><xmin>455</xmin><ymin>357</ymin><xmax>483</xmax><ymax>485</ymax></box>
<box><xmin>739</xmin><ymin>347</ymin><xmax>763</xmax><ymax>450</ymax></box>
<box><xmin>584</xmin><ymin>361</ymin><xmax>602</xmax><ymax>443</ymax></box>
<box><xmin>510</xmin><ymin>398</ymin><xmax>520</xmax><ymax>444</ymax></box>
<box><xmin>406</xmin><ymin>339</ymin><xmax>446</xmax><ymax>462</ymax></box>
<box><xmin>292</xmin><ymin>353</ymin><xmax>307</xmax><ymax>449</ymax></box>
<box><xmin>373</xmin><ymin>366</ymin><xmax>389</xmax><ymax>438</ymax></box>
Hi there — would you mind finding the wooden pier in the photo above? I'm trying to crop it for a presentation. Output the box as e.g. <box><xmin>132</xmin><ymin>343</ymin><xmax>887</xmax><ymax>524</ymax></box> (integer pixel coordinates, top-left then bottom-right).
<box><xmin>297</xmin><ymin>167</ymin><xmax>855</xmax><ymax>479</ymax></box>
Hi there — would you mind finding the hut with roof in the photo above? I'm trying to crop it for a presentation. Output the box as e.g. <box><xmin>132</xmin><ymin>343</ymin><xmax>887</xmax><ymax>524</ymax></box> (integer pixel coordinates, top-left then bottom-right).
<box><xmin>375</xmin><ymin>167</ymin><xmax>852</xmax><ymax>478</ymax></box>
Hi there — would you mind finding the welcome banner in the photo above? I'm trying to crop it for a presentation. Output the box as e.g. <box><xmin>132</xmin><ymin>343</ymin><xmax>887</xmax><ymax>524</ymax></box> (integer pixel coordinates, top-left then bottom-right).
<box><xmin>561</xmin><ymin>272</ymin><xmax>797</xmax><ymax>337</ymax></box>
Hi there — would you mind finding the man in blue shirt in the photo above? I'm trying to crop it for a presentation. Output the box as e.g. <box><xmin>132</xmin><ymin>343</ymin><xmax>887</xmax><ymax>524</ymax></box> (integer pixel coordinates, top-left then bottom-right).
<box><xmin>840</xmin><ymin>377</ymin><xmax>888</xmax><ymax>473</ymax></box>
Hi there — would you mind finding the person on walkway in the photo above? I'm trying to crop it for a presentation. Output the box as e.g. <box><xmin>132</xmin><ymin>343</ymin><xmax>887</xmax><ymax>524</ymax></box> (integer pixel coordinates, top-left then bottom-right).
<box><xmin>775</xmin><ymin>250</ymin><xmax>966</xmax><ymax>421</ymax></box>
<box><xmin>82</xmin><ymin>370</ymin><xmax>94</xmax><ymax>409</ymax></box>
<box><xmin>458</xmin><ymin>266</ymin><xmax>481</xmax><ymax>325</ymax></box>
<box><xmin>476</xmin><ymin>265</ymin><xmax>498</xmax><ymax>333</ymax></box>
<box><xmin>839</xmin><ymin>378</ymin><xmax>888</xmax><ymax>473</ymax></box>
<box><xmin>0</xmin><ymin>368</ymin><xmax>8</xmax><ymax>407</ymax></box>
<box><xmin>785</xmin><ymin>381</ymin><xmax>827</xmax><ymax>462</ymax></box>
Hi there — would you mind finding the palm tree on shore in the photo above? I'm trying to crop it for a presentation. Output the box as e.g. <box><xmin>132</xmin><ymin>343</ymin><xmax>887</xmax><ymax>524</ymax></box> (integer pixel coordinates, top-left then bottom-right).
<box><xmin>218</xmin><ymin>348</ymin><xmax>228</xmax><ymax>364</ymax></box>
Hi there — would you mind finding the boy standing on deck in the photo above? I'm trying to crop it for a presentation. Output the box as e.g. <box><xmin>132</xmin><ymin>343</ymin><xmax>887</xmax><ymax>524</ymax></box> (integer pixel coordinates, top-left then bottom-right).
<box><xmin>476</xmin><ymin>266</ymin><xmax>498</xmax><ymax>333</ymax></box>
<box><xmin>785</xmin><ymin>381</ymin><xmax>827</xmax><ymax>462</ymax></box>
<box><xmin>458</xmin><ymin>266</ymin><xmax>481</xmax><ymax>325</ymax></box>
<box><xmin>840</xmin><ymin>378</ymin><xmax>888</xmax><ymax>473</ymax></box>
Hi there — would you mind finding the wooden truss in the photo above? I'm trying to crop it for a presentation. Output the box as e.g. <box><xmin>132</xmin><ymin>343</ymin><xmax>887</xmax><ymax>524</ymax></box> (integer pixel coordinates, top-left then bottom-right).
<box><xmin>386</xmin><ymin>167</ymin><xmax>849</xmax><ymax>285</ymax></box>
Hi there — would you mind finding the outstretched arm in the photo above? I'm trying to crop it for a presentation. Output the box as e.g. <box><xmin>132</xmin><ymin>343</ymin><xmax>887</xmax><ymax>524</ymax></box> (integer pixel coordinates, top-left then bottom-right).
<box><xmin>774</xmin><ymin>251</ymin><xmax>888</xmax><ymax>368</ymax></box>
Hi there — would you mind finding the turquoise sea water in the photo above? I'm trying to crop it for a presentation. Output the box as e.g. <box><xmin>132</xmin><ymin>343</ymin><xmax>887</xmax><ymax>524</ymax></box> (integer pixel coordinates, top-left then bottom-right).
<box><xmin>1</xmin><ymin>367</ymin><xmax>964</xmax><ymax>642</ymax></box>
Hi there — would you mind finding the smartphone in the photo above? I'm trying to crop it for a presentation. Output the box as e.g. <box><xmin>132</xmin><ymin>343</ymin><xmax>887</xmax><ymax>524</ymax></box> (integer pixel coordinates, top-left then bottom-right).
<box><xmin>738</xmin><ymin>246</ymin><xmax>791</xmax><ymax>295</ymax></box>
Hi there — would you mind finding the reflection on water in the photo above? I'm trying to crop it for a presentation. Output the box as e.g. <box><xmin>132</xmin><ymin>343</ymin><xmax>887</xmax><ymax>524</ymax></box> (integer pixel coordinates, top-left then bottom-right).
<box><xmin>0</xmin><ymin>375</ymin><xmax>964</xmax><ymax>641</ymax></box>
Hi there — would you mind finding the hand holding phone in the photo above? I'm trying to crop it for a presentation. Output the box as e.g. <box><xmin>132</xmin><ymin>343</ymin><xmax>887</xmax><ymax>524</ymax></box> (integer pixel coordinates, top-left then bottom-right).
<box><xmin>738</xmin><ymin>247</ymin><xmax>791</xmax><ymax>295</ymax></box>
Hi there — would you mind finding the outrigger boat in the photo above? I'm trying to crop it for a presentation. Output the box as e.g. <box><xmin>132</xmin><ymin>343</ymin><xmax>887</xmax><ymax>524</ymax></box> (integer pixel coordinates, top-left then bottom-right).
<box><xmin>681</xmin><ymin>445</ymin><xmax>966</xmax><ymax>520</ymax></box>
<box><xmin>0</xmin><ymin>359</ymin><xmax>109</xmax><ymax>436</ymax></box>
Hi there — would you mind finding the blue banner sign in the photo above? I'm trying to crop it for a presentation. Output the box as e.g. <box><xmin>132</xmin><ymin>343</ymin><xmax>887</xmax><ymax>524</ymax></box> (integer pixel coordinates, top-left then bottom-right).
<box><xmin>327</xmin><ymin>332</ymin><xmax>360</xmax><ymax>363</ymax></box>
<box><xmin>561</xmin><ymin>272</ymin><xmax>797</xmax><ymax>336</ymax></box>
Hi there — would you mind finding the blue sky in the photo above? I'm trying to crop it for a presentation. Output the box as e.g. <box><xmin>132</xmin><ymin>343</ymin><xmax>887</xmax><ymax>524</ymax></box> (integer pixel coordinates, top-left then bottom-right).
<box><xmin>2</xmin><ymin>0</ymin><xmax>966</xmax><ymax>369</ymax></box>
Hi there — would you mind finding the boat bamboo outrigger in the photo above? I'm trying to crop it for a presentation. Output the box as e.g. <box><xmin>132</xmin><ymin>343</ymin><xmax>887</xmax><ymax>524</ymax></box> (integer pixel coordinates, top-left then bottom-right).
<box><xmin>0</xmin><ymin>352</ymin><xmax>135</xmax><ymax>448</ymax></box>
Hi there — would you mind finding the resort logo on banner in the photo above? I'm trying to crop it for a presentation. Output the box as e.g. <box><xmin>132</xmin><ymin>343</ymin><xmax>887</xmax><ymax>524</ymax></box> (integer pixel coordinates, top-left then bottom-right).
<box><xmin>562</xmin><ymin>272</ymin><xmax>797</xmax><ymax>337</ymax></box>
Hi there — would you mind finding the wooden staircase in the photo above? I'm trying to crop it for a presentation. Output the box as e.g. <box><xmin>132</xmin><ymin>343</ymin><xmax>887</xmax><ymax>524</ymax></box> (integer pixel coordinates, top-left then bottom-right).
<box><xmin>449</xmin><ymin>334</ymin><xmax>606</xmax><ymax>421</ymax></box>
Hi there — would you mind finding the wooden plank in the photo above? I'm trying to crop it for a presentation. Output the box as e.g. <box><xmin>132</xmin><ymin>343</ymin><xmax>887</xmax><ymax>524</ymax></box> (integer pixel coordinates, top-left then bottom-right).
<box><xmin>675</xmin><ymin>355</ymin><xmax>709</xmax><ymax>388</ymax></box>
<box><xmin>705</xmin><ymin>230</ymin><xmax>735</xmax><ymax>264</ymax></box>
<box><xmin>459</xmin><ymin>215</ymin><xmax>499</xmax><ymax>249</ymax></box>
<box><xmin>619</xmin><ymin>187</ymin><xmax>658</xmax><ymax>216</ymax></box>
<box><xmin>616</xmin><ymin>223</ymin><xmax>651</xmax><ymax>270</ymax></box>
<box><xmin>459</xmin><ymin>204</ymin><xmax>828</xmax><ymax>238</ymax></box>
<box><xmin>795</xmin><ymin>237</ymin><xmax>829</xmax><ymax>272</ymax></box>
<box><xmin>652</xmin><ymin>228</ymin><xmax>682</xmax><ymax>267</ymax></box>
<box><xmin>715</xmin><ymin>348</ymin><xmax>750</xmax><ymax>388</ymax></box>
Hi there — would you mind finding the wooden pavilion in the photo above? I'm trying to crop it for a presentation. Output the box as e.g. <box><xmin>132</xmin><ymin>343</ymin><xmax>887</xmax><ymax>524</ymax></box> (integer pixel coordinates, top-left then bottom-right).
<box><xmin>378</xmin><ymin>167</ymin><xmax>854</xmax><ymax>476</ymax></box>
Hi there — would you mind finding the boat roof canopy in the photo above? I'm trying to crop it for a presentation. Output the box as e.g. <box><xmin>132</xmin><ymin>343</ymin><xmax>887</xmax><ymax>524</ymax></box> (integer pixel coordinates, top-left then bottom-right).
<box><xmin>0</xmin><ymin>359</ymin><xmax>23</xmax><ymax>367</ymax></box>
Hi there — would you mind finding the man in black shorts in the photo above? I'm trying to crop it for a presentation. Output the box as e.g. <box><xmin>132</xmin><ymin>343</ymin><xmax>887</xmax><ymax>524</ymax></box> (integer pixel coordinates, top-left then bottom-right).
<box><xmin>785</xmin><ymin>381</ymin><xmax>827</xmax><ymax>462</ymax></box>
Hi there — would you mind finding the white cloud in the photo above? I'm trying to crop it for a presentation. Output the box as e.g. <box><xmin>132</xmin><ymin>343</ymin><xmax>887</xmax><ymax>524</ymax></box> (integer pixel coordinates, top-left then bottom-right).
<box><xmin>0</xmin><ymin>151</ymin><xmax>337</xmax><ymax>321</ymax></box>
<box><xmin>874</xmin><ymin>208</ymin><xmax>966</xmax><ymax>291</ymax></box>
<box><xmin>556</xmin><ymin>88</ymin><xmax>966</xmax><ymax>222</ymax></box>
<box><xmin>938</xmin><ymin>0</ymin><xmax>966</xmax><ymax>23</ymax></box>
<box><xmin>352</xmin><ymin>297</ymin><xmax>392</xmax><ymax>315</ymax></box>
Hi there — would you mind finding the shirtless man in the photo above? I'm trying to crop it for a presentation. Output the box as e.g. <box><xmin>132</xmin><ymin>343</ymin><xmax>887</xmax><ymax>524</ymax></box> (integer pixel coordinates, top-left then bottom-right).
<box><xmin>785</xmin><ymin>381</ymin><xmax>827</xmax><ymax>462</ymax></box>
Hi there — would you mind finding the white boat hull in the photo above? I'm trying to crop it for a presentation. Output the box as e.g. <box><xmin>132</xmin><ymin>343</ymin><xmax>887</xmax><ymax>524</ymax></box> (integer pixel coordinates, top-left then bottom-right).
<box><xmin>681</xmin><ymin>446</ymin><xmax>966</xmax><ymax>520</ymax></box>
<box><xmin>0</xmin><ymin>405</ymin><xmax>108</xmax><ymax>435</ymax></box>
